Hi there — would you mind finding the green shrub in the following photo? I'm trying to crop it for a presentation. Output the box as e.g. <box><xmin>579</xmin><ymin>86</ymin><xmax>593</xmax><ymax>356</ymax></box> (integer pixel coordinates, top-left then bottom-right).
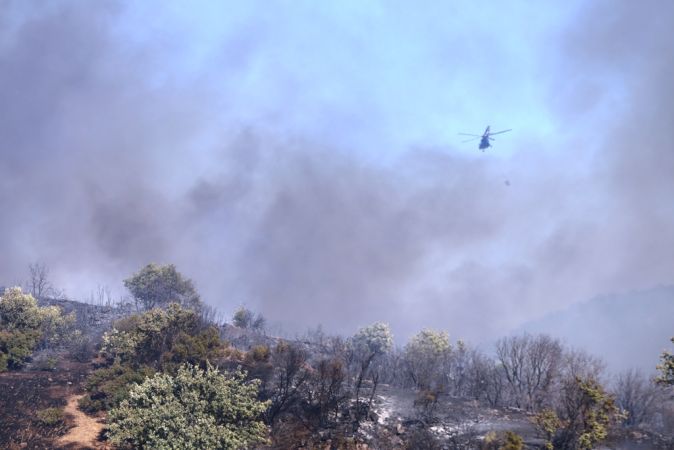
<box><xmin>534</xmin><ymin>377</ymin><xmax>623</xmax><ymax>450</ymax></box>
<box><xmin>0</xmin><ymin>287</ymin><xmax>44</xmax><ymax>329</ymax></box>
<box><xmin>532</xmin><ymin>409</ymin><xmax>561</xmax><ymax>450</ymax></box>
<box><xmin>0</xmin><ymin>329</ymin><xmax>41</xmax><ymax>371</ymax></box>
<box><xmin>36</xmin><ymin>407</ymin><xmax>64</xmax><ymax>426</ymax></box>
<box><xmin>38</xmin><ymin>306</ymin><xmax>77</xmax><ymax>349</ymax></box>
<box><xmin>79</xmin><ymin>363</ymin><xmax>154</xmax><ymax>413</ymax></box>
<box><xmin>500</xmin><ymin>431</ymin><xmax>524</xmax><ymax>450</ymax></box>
<box><xmin>86</xmin><ymin>303</ymin><xmax>227</xmax><ymax>419</ymax></box>
<box><xmin>232</xmin><ymin>306</ymin><xmax>265</xmax><ymax>330</ymax></box>
<box><xmin>0</xmin><ymin>287</ymin><xmax>73</xmax><ymax>371</ymax></box>
<box><xmin>101</xmin><ymin>303</ymin><xmax>216</xmax><ymax>370</ymax></box>
<box><xmin>656</xmin><ymin>337</ymin><xmax>674</xmax><ymax>386</ymax></box>
<box><xmin>108</xmin><ymin>363</ymin><xmax>269</xmax><ymax>449</ymax></box>
<box><xmin>248</xmin><ymin>344</ymin><xmax>271</xmax><ymax>363</ymax></box>
<box><xmin>159</xmin><ymin>326</ymin><xmax>222</xmax><ymax>372</ymax></box>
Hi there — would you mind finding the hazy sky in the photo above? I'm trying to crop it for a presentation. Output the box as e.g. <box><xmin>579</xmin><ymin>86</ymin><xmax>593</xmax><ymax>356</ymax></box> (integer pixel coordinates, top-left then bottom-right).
<box><xmin>1</xmin><ymin>0</ymin><xmax>672</xmax><ymax>345</ymax></box>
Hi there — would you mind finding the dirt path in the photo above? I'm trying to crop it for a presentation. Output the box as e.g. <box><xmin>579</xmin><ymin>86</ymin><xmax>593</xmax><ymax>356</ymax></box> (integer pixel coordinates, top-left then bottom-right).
<box><xmin>56</xmin><ymin>394</ymin><xmax>106</xmax><ymax>449</ymax></box>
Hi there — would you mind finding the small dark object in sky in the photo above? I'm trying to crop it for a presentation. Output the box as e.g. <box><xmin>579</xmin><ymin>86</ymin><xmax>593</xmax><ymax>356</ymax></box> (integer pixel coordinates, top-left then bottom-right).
<box><xmin>459</xmin><ymin>126</ymin><xmax>511</xmax><ymax>151</ymax></box>
<box><xmin>504</xmin><ymin>180</ymin><xmax>511</xmax><ymax>186</ymax></box>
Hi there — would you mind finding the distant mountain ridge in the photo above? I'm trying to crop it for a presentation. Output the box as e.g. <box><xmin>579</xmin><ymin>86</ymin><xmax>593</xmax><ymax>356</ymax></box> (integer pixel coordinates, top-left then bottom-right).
<box><xmin>518</xmin><ymin>285</ymin><xmax>674</xmax><ymax>374</ymax></box>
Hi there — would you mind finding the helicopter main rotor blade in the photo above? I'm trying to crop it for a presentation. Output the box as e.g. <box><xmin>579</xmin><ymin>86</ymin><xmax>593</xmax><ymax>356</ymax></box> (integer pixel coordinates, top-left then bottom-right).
<box><xmin>489</xmin><ymin>129</ymin><xmax>511</xmax><ymax>136</ymax></box>
<box><xmin>458</xmin><ymin>133</ymin><xmax>482</xmax><ymax>137</ymax></box>
<box><xmin>462</xmin><ymin>137</ymin><xmax>481</xmax><ymax>143</ymax></box>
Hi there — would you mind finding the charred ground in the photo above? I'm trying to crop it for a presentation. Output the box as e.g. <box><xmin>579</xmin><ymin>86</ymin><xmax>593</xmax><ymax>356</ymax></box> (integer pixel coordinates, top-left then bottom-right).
<box><xmin>0</xmin><ymin>265</ymin><xmax>673</xmax><ymax>449</ymax></box>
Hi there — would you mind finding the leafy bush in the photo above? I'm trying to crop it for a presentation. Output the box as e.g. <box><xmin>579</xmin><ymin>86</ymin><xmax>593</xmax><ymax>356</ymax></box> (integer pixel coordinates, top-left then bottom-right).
<box><xmin>0</xmin><ymin>328</ymin><xmax>40</xmax><ymax>370</ymax></box>
<box><xmin>500</xmin><ymin>431</ymin><xmax>524</xmax><ymax>450</ymax></box>
<box><xmin>248</xmin><ymin>344</ymin><xmax>271</xmax><ymax>363</ymax></box>
<box><xmin>86</xmin><ymin>302</ymin><xmax>227</xmax><ymax>417</ymax></box>
<box><xmin>101</xmin><ymin>303</ymin><xmax>217</xmax><ymax>369</ymax></box>
<box><xmin>535</xmin><ymin>377</ymin><xmax>624</xmax><ymax>450</ymax></box>
<box><xmin>232</xmin><ymin>306</ymin><xmax>265</xmax><ymax>331</ymax></box>
<box><xmin>532</xmin><ymin>409</ymin><xmax>561</xmax><ymax>450</ymax></box>
<box><xmin>159</xmin><ymin>326</ymin><xmax>222</xmax><ymax>372</ymax></box>
<box><xmin>656</xmin><ymin>337</ymin><xmax>674</xmax><ymax>386</ymax></box>
<box><xmin>0</xmin><ymin>287</ymin><xmax>44</xmax><ymax>329</ymax></box>
<box><xmin>108</xmin><ymin>363</ymin><xmax>269</xmax><ymax>449</ymax></box>
<box><xmin>36</xmin><ymin>407</ymin><xmax>64</xmax><ymax>426</ymax></box>
<box><xmin>0</xmin><ymin>287</ymin><xmax>74</xmax><ymax>371</ymax></box>
<box><xmin>79</xmin><ymin>363</ymin><xmax>155</xmax><ymax>413</ymax></box>
<box><xmin>0</xmin><ymin>288</ymin><xmax>44</xmax><ymax>370</ymax></box>
<box><xmin>481</xmin><ymin>430</ymin><xmax>524</xmax><ymax>450</ymax></box>
<box><xmin>38</xmin><ymin>305</ymin><xmax>77</xmax><ymax>349</ymax></box>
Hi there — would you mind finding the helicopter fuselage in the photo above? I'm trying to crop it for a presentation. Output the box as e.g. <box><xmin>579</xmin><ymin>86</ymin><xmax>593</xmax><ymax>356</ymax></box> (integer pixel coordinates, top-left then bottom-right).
<box><xmin>459</xmin><ymin>125</ymin><xmax>509</xmax><ymax>151</ymax></box>
<box><xmin>479</xmin><ymin>126</ymin><xmax>491</xmax><ymax>150</ymax></box>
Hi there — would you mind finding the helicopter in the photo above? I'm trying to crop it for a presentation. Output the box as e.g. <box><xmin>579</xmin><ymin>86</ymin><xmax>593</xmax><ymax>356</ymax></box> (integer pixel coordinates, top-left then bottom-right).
<box><xmin>459</xmin><ymin>126</ymin><xmax>511</xmax><ymax>151</ymax></box>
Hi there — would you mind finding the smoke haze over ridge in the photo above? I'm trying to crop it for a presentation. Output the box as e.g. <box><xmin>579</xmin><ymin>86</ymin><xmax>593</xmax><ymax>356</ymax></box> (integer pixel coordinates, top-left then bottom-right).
<box><xmin>1</xmin><ymin>0</ymin><xmax>672</xmax><ymax>345</ymax></box>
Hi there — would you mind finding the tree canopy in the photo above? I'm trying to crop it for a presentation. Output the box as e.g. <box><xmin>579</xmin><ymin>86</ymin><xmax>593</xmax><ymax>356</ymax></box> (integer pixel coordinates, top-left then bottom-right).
<box><xmin>352</xmin><ymin>322</ymin><xmax>393</xmax><ymax>357</ymax></box>
<box><xmin>656</xmin><ymin>337</ymin><xmax>674</xmax><ymax>386</ymax></box>
<box><xmin>124</xmin><ymin>263</ymin><xmax>200</xmax><ymax>310</ymax></box>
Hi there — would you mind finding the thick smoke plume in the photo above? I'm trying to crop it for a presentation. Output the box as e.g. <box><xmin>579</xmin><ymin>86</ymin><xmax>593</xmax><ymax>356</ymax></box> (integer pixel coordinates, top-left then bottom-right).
<box><xmin>1</xmin><ymin>1</ymin><xmax>672</xmax><ymax>344</ymax></box>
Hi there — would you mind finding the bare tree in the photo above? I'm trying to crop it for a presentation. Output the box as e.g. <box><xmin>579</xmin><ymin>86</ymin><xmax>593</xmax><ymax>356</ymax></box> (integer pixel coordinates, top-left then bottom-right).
<box><xmin>464</xmin><ymin>350</ymin><xmax>505</xmax><ymax>406</ymax></box>
<box><xmin>265</xmin><ymin>341</ymin><xmax>310</xmax><ymax>425</ymax></box>
<box><xmin>495</xmin><ymin>334</ymin><xmax>563</xmax><ymax>410</ymax></box>
<box><xmin>301</xmin><ymin>357</ymin><xmax>348</xmax><ymax>431</ymax></box>
<box><xmin>560</xmin><ymin>347</ymin><xmax>606</xmax><ymax>381</ymax></box>
<box><xmin>198</xmin><ymin>303</ymin><xmax>226</xmax><ymax>327</ymax></box>
<box><xmin>614</xmin><ymin>369</ymin><xmax>661</xmax><ymax>428</ymax></box>
<box><xmin>27</xmin><ymin>262</ymin><xmax>53</xmax><ymax>299</ymax></box>
<box><xmin>377</xmin><ymin>348</ymin><xmax>407</xmax><ymax>386</ymax></box>
<box><xmin>448</xmin><ymin>340</ymin><xmax>470</xmax><ymax>397</ymax></box>
<box><xmin>89</xmin><ymin>284</ymin><xmax>114</xmax><ymax>307</ymax></box>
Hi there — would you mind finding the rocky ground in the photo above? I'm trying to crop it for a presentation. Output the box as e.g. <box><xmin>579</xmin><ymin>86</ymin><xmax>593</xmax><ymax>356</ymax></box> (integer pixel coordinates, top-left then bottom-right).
<box><xmin>360</xmin><ymin>384</ymin><xmax>673</xmax><ymax>449</ymax></box>
<box><xmin>358</xmin><ymin>384</ymin><xmax>542</xmax><ymax>449</ymax></box>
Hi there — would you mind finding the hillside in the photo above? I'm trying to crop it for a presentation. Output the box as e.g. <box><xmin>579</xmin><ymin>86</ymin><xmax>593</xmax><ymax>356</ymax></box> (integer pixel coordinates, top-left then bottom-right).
<box><xmin>1</xmin><ymin>284</ymin><xmax>673</xmax><ymax>449</ymax></box>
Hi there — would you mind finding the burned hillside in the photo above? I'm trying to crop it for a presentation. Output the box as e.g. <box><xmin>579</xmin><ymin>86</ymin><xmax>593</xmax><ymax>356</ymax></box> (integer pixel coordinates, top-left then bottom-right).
<box><xmin>1</xmin><ymin>264</ymin><xmax>673</xmax><ymax>449</ymax></box>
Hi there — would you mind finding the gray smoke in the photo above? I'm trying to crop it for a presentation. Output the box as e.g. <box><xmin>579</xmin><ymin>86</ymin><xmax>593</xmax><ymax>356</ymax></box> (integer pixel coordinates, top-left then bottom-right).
<box><xmin>1</xmin><ymin>1</ymin><xmax>672</xmax><ymax>345</ymax></box>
